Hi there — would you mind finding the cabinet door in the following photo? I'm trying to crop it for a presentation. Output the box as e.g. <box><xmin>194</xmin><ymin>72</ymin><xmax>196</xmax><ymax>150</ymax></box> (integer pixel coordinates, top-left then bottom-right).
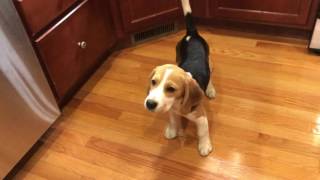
<box><xmin>119</xmin><ymin>0</ymin><xmax>181</xmax><ymax>32</ymax></box>
<box><xmin>212</xmin><ymin>0</ymin><xmax>315</xmax><ymax>27</ymax></box>
<box><xmin>35</xmin><ymin>0</ymin><xmax>116</xmax><ymax>100</ymax></box>
<box><xmin>190</xmin><ymin>0</ymin><xmax>212</xmax><ymax>18</ymax></box>
<box><xmin>81</xmin><ymin>1</ymin><xmax>116</xmax><ymax>72</ymax></box>
<box><xmin>14</xmin><ymin>0</ymin><xmax>80</xmax><ymax>36</ymax></box>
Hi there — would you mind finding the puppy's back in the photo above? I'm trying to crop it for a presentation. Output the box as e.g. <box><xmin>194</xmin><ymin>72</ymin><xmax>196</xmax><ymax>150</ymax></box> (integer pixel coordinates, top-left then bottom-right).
<box><xmin>177</xmin><ymin>0</ymin><xmax>210</xmax><ymax>91</ymax></box>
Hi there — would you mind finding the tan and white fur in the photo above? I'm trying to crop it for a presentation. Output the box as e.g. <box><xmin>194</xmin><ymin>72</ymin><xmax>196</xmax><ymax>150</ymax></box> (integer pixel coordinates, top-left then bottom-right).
<box><xmin>145</xmin><ymin>64</ymin><xmax>215</xmax><ymax>156</ymax></box>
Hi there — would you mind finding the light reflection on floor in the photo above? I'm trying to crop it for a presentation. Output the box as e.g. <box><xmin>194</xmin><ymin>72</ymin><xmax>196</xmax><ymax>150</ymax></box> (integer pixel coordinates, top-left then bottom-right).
<box><xmin>313</xmin><ymin>116</ymin><xmax>320</xmax><ymax>135</ymax></box>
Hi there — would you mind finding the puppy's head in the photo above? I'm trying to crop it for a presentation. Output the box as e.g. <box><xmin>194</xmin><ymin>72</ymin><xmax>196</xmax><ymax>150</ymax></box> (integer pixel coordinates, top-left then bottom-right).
<box><xmin>144</xmin><ymin>64</ymin><xmax>203</xmax><ymax>113</ymax></box>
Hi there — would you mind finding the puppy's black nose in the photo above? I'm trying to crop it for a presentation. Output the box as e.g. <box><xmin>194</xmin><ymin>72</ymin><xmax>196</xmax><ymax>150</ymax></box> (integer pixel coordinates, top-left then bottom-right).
<box><xmin>146</xmin><ymin>100</ymin><xmax>158</xmax><ymax>110</ymax></box>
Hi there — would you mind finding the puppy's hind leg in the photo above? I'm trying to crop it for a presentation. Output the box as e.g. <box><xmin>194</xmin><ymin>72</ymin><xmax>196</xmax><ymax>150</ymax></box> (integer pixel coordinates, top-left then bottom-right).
<box><xmin>206</xmin><ymin>59</ymin><xmax>216</xmax><ymax>99</ymax></box>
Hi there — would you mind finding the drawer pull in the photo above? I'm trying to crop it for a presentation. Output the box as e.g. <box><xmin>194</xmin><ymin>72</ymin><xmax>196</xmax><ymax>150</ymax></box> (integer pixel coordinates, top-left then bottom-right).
<box><xmin>78</xmin><ymin>41</ymin><xmax>87</xmax><ymax>49</ymax></box>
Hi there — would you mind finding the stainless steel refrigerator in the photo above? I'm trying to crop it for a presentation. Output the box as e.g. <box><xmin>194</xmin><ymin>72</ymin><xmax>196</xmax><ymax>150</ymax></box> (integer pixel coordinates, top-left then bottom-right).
<box><xmin>0</xmin><ymin>0</ymin><xmax>61</xmax><ymax>178</ymax></box>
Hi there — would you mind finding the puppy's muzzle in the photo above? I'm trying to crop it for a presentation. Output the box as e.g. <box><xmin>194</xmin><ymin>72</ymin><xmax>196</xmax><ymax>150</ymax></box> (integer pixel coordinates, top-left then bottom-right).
<box><xmin>146</xmin><ymin>99</ymin><xmax>158</xmax><ymax>111</ymax></box>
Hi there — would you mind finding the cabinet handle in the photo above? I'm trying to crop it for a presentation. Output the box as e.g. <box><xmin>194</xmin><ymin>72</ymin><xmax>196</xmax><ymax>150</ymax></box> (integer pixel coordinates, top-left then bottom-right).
<box><xmin>78</xmin><ymin>41</ymin><xmax>87</xmax><ymax>49</ymax></box>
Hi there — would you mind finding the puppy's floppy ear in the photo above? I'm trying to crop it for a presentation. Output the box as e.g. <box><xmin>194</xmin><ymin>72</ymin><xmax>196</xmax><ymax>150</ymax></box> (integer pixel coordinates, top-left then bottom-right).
<box><xmin>181</xmin><ymin>76</ymin><xmax>203</xmax><ymax>114</ymax></box>
<box><xmin>146</xmin><ymin>67</ymin><xmax>157</xmax><ymax>94</ymax></box>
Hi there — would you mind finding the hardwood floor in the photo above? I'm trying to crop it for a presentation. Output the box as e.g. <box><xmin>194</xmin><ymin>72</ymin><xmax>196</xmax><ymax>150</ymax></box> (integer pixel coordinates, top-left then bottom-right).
<box><xmin>14</xmin><ymin>27</ymin><xmax>320</xmax><ymax>180</ymax></box>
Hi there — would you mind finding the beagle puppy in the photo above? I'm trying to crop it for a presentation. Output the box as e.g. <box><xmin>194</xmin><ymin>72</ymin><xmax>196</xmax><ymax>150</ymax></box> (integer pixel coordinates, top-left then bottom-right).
<box><xmin>144</xmin><ymin>0</ymin><xmax>216</xmax><ymax>156</ymax></box>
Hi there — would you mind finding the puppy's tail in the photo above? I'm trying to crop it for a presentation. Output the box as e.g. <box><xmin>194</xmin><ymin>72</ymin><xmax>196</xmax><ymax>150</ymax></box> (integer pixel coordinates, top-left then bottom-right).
<box><xmin>181</xmin><ymin>0</ymin><xmax>197</xmax><ymax>36</ymax></box>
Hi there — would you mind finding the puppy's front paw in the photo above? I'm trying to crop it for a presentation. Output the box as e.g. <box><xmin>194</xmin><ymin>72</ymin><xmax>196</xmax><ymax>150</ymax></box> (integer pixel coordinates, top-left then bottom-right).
<box><xmin>198</xmin><ymin>140</ymin><xmax>213</xmax><ymax>156</ymax></box>
<box><xmin>206</xmin><ymin>85</ymin><xmax>216</xmax><ymax>99</ymax></box>
<box><xmin>164</xmin><ymin>126</ymin><xmax>177</xmax><ymax>139</ymax></box>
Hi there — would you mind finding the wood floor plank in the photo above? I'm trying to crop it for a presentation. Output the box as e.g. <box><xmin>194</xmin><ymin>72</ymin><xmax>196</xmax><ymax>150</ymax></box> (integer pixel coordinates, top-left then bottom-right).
<box><xmin>50</xmin><ymin>121</ymin><xmax>281</xmax><ymax>180</ymax></box>
<box><xmin>42</xmin><ymin>139</ymin><xmax>182</xmax><ymax>180</ymax></box>
<box><xmin>20</xmin><ymin>160</ymin><xmax>89</xmax><ymax>180</ymax></box>
<box><xmin>13</xmin><ymin>170</ymin><xmax>47</xmax><ymax>180</ymax></box>
<box><xmin>53</xmin><ymin>108</ymin><xmax>320</xmax><ymax>179</ymax></box>
<box><xmin>72</xmin><ymin>92</ymin><xmax>320</xmax><ymax>159</ymax></box>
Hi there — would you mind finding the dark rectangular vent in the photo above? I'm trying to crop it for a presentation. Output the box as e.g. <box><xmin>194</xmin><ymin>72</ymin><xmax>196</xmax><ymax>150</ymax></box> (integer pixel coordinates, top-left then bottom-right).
<box><xmin>132</xmin><ymin>23</ymin><xmax>177</xmax><ymax>44</ymax></box>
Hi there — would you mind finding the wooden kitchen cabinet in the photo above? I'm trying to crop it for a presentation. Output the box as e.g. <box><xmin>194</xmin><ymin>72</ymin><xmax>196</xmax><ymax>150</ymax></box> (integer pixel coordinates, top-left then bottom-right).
<box><xmin>190</xmin><ymin>0</ymin><xmax>319</xmax><ymax>30</ymax></box>
<box><xmin>118</xmin><ymin>0</ymin><xmax>182</xmax><ymax>32</ymax></box>
<box><xmin>13</xmin><ymin>0</ymin><xmax>319</xmax><ymax>107</ymax></box>
<box><xmin>15</xmin><ymin>0</ymin><xmax>117</xmax><ymax>104</ymax></box>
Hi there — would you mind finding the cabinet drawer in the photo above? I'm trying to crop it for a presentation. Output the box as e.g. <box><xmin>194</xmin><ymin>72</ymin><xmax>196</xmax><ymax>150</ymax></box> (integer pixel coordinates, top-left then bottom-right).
<box><xmin>15</xmin><ymin>0</ymin><xmax>81</xmax><ymax>36</ymax></box>
<box><xmin>212</xmin><ymin>0</ymin><xmax>315</xmax><ymax>28</ymax></box>
<box><xmin>119</xmin><ymin>0</ymin><xmax>181</xmax><ymax>32</ymax></box>
<box><xmin>35</xmin><ymin>0</ymin><xmax>115</xmax><ymax>100</ymax></box>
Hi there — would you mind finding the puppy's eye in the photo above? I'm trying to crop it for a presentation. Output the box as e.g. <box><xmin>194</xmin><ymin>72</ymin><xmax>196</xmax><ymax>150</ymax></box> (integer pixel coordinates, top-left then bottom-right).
<box><xmin>166</xmin><ymin>86</ymin><xmax>176</xmax><ymax>93</ymax></box>
<box><xmin>151</xmin><ymin>79</ymin><xmax>156</xmax><ymax>86</ymax></box>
